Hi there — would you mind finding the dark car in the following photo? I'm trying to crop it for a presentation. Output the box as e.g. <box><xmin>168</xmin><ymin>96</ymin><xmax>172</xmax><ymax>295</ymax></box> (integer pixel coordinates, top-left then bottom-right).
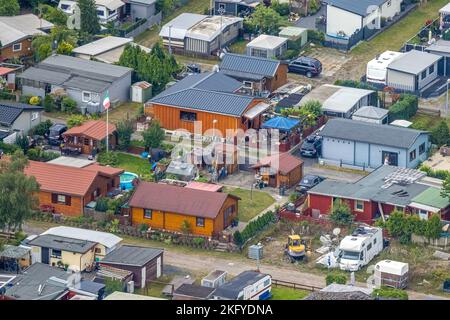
<box><xmin>288</xmin><ymin>56</ymin><xmax>322</xmax><ymax>78</ymax></box>
<box><xmin>300</xmin><ymin>135</ymin><xmax>322</xmax><ymax>157</ymax></box>
<box><xmin>47</xmin><ymin>123</ymin><xmax>67</xmax><ymax>146</ymax></box>
<box><xmin>296</xmin><ymin>175</ymin><xmax>325</xmax><ymax>193</ymax></box>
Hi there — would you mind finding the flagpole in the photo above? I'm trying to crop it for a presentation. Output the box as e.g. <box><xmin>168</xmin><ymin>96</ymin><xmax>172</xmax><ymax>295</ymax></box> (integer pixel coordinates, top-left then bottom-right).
<box><xmin>106</xmin><ymin>107</ymin><xmax>109</xmax><ymax>153</ymax></box>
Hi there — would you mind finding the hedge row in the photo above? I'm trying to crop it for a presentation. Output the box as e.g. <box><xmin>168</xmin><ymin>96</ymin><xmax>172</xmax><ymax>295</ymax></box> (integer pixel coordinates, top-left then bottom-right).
<box><xmin>388</xmin><ymin>94</ymin><xmax>418</xmax><ymax>121</ymax></box>
<box><xmin>233</xmin><ymin>210</ymin><xmax>276</xmax><ymax>246</ymax></box>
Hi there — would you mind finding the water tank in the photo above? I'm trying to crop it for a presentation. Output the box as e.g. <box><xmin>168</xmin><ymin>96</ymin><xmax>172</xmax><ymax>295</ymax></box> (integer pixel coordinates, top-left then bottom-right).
<box><xmin>248</xmin><ymin>244</ymin><xmax>263</xmax><ymax>260</ymax></box>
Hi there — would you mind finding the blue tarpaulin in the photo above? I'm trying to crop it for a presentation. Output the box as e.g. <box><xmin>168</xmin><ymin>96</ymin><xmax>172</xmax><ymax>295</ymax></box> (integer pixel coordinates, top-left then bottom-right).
<box><xmin>261</xmin><ymin>116</ymin><xmax>300</xmax><ymax>132</ymax></box>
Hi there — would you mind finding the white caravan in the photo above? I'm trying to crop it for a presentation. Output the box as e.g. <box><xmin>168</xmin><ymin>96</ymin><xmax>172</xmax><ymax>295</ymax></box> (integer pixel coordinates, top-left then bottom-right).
<box><xmin>366</xmin><ymin>51</ymin><xmax>403</xmax><ymax>85</ymax></box>
<box><xmin>338</xmin><ymin>225</ymin><xmax>383</xmax><ymax>271</ymax></box>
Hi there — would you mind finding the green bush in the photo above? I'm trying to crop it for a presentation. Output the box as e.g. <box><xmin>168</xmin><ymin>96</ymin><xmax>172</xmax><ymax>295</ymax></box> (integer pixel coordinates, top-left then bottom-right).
<box><xmin>307</xmin><ymin>30</ymin><xmax>324</xmax><ymax>43</ymax></box>
<box><xmin>388</xmin><ymin>94</ymin><xmax>418</xmax><ymax>121</ymax></box>
<box><xmin>271</xmin><ymin>1</ymin><xmax>290</xmax><ymax>16</ymax></box>
<box><xmin>43</xmin><ymin>95</ymin><xmax>55</xmax><ymax>112</ymax></box>
<box><xmin>233</xmin><ymin>230</ymin><xmax>244</xmax><ymax>246</ymax></box>
<box><xmin>95</xmin><ymin>197</ymin><xmax>110</xmax><ymax>212</ymax></box>
<box><xmin>67</xmin><ymin>114</ymin><xmax>86</xmax><ymax>128</ymax></box>
<box><xmin>61</xmin><ymin>97</ymin><xmax>78</xmax><ymax>114</ymax></box>
<box><xmin>419</xmin><ymin>164</ymin><xmax>450</xmax><ymax>180</ymax></box>
<box><xmin>27</xmin><ymin>148</ymin><xmax>59</xmax><ymax>162</ymax></box>
<box><xmin>30</xmin><ymin>120</ymin><xmax>53</xmax><ymax>136</ymax></box>
<box><xmin>97</xmin><ymin>152</ymin><xmax>118</xmax><ymax>166</ymax></box>
<box><xmin>329</xmin><ymin>199</ymin><xmax>354</xmax><ymax>226</ymax></box>
<box><xmin>326</xmin><ymin>273</ymin><xmax>347</xmax><ymax>286</ymax></box>
<box><xmin>280</xmin><ymin>49</ymin><xmax>299</xmax><ymax>60</ymax></box>
<box><xmin>334</xmin><ymin>79</ymin><xmax>377</xmax><ymax>91</ymax></box>
<box><xmin>234</xmin><ymin>210</ymin><xmax>276</xmax><ymax>246</ymax></box>
<box><xmin>0</xmin><ymin>90</ymin><xmax>16</xmax><ymax>101</ymax></box>
<box><xmin>139</xmin><ymin>223</ymin><xmax>149</xmax><ymax>232</ymax></box>
<box><xmin>193</xmin><ymin>237</ymin><xmax>205</xmax><ymax>247</ymax></box>
<box><xmin>0</xmin><ymin>141</ymin><xmax>19</xmax><ymax>154</ymax></box>
<box><xmin>19</xmin><ymin>95</ymin><xmax>33</xmax><ymax>104</ymax></box>
<box><xmin>372</xmin><ymin>287</ymin><xmax>408</xmax><ymax>300</ymax></box>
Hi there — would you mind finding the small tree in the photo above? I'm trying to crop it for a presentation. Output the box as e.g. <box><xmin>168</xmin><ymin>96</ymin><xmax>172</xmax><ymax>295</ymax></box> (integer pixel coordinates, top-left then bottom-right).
<box><xmin>104</xmin><ymin>278</ymin><xmax>123</xmax><ymax>296</ymax></box>
<box><xmin>329</xmin><ymin>199</ymin><xmax>354</xmax><ymax>226</ymax></box>
<box><xmin>143</xmin><ymin>121</ymin><xmax>165</xmax><ymax>149</ymax></box>
<box><xmin>233</xmin><ymin>230</ymin><xmax>244</xmax><ymax>246</ymax></box>
<box><xmin>326</xmin><ymin>273</ymin><xmax>347</xmax><ymax>286</ymax></box>
<box><xmin>424</xmin><ymin>213</ymin><xmax>442</xmax><ymax>239</ymax></box>
<box><xmin>0</xmin><ymin>0</ymin><xmax>20</xmax><ymax>16</ymax></box>
<box><xmin>431</xmin><ymin>121</ymin><xmax>450</xmax><ymax>147</ymax></box>
<box><xmin>56</xmin><ymin>41</ymin><xmax>74</xmax><ymax>55</ymax></box>
<box><xmin>180</xmin><ymin>220</ymin><xmax>192</xmax><ymax>234</ymax></box>
<box><xmin>116</xmin><ymin>120</ymin><xmax>134</xmax><ymax>150</ymax></box>
<box><xmin>78</xmin><ymin>0</ymin><xmax>101</xmax><ymax>35</ymax></box>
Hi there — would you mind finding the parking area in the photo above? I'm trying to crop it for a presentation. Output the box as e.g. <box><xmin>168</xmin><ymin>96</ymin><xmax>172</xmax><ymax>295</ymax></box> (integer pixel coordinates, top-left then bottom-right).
<box><xmin>305</xmin><ymin>47</ymin><xmax>352</xmax><ymax>79</ymax></box>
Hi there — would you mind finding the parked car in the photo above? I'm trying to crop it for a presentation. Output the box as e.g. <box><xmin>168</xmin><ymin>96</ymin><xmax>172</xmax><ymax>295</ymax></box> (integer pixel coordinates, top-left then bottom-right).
<box><xmin>47</xmin><ymin>123</ymin><xmax>67</xmax><ymax>146</ymax></box>
<box><xmin>300</xmin><ymin>135</ymin><xmax>322</xmax><ymax>157</ymax></box>
<box><xmin>288</xmin><ymin>56</ymin><xmax>322</xmax><ymax>78</ymax></box>
<box><xmin>296</xmin><ymin>175</ymin><xmax>325</xmax><ymax>193</ymax></box>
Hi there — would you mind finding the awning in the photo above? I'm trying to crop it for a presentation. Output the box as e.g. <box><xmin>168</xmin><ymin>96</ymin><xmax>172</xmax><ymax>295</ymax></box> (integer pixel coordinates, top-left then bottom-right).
<box><xmin>243</xmin><ymin>102</ymin><xmax>270</xmax><ymax>120</ymax></box>
<box><xmin>409</xmin><ymin>202</ymin><xmax>440</xmax><ymax>214</ymax></box>
<box><xmin>261</xmin><ymin>116</ymin><xmax>300</xmax><ymax>132</ymax></box>
<box><xmin>96</xmin><ymin>0</ymin><xmax>125</xmax><ymax>11</ymax></box>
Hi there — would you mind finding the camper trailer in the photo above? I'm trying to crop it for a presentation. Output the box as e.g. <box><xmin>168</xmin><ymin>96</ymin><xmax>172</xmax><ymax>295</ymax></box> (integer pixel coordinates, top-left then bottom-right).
<box><xmin>374</xmin><ymin>260</ymin><xmax>409</xmax><ymax>289</ymax></box>
<box><xmin>366</xmin><ymin>51</ymin><xmax>403</xmax><ymax>85</ymax></box>
<box><xmin>338</xmin><ymin>225</ymin><xmax>383</xmax><ymax>271</ymax></box>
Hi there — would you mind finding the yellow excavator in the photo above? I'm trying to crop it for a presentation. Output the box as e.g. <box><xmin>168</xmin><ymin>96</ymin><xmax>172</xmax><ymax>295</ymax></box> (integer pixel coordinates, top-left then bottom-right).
<box><xmin>285</xmin><ymin>235</ymin><xmax>307</xmax><ymax>262</ymax></box>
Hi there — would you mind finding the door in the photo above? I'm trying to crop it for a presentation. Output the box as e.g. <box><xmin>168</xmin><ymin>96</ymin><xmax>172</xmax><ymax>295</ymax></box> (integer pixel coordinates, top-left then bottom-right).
<box><xmin>141</xmin><ymin>266</ymin><xmax>146</xmax><ymax>288</ymax></box>
<box><xmin>156</xmin><ymin>257</ymin><xmax>162</xmax><ymax>278</ymax></box>
<box><xmin>41</xmin><ymin>247</ymin><xmax>50</xmax><ymax>264</ymax></box>
<box><xmin>381</xmin><ymin>151</ymin><xmax>398</xmax><ymax>166</ymax></box>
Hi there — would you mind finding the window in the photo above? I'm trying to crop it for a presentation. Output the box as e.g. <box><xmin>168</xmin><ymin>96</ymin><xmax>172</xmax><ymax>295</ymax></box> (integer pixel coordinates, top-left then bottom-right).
<box><xmin>94</xmin><ymin>248</ymin><xmax>101</xmax><ymax>254</ymax></box>
<box><xmin>409</xmin><ymin>149</ymin><xmax>416</xmax><ymax>161</ymax></box>
<box><xmin>251</xmin><ymin>48</ymin><xmax>267</xmax><ymax>58</ymax></box>
<box><xmin>373</xmin><ymin>238</ymin><xmax>377</xmax><ymax>245</ymax></box>
<box><xmin>31</xmin><ymin>112</ymin><xmax>39</xmax><ymax>121</ymax></box>
<box><xmin>354</xmin><ymin>200</ymin><xmax>364</xmax><ymax>212</ymax></box>
<box><xmin>387</xmin><ymin>0</ymin><xmax>391</xmax><ymax>6</ymax></box>
<box><xmin>51</xmin><ymin>249</ymin><xmax>62</xmax><ymax>258</ymax></box>
<box><xmin>57</xmin><ymin>194</ymin><xmax>66</xmax><ymax>204</ymax></box>
<box><xmin>263</xmin><ymin>279</ymin><xmax>270</xmax><ymax>287</ymax></box>
<box><xmin>429</xmin><ymin>64</ymin><xmax>435</xmax><ymax>74</ymax></box>
<box><xmin>84</xmin><ymin>138</ymin><xmax>90</xmax><ymax>146</ymax></box>
<box><xmin>61</xmin><ymin>4</ymin><xmax>70</xmax><ymax>10</ymax></box>
<box><xmin>82</xmin><ymin>91</ymin><xmax>91</xmax><ymax>102</ymax></box>
<box><xmin>421</xmin><ymin>70</ymin><xmax>427</xmax><ymax>80</ymax></box>
<box><xmin>419</xmin><ymin>143</ymin><xmax>425</xmax><ymax>155</ymax></box>
<box><xmin>108</xmin><ymin>9</ymin><xmax>116</xmax><ymax>16</ymax></box>
<box><xmin>243</xmin><ymin>81</ymin><xmax>253</xmax><ymax>88</ymax></box>
<box><xmin>144</xmin><ymin>209</ymin><xmax>152</xmax><ymax>219</ymax></box>
<box><xmin>97</xmin><ymin>10</ymin><xmax>104</xmax><ymax>17</ymax></box>
<box><xmin>196</xmin><ymin>217</ymin><xmax>205</xmax><ymax>227</ymax></box>
<box><xmin>180</xmin><ymin>111</ymin><xmax>197</xmax><ymax>122</ymax></box>
<box><xmin>219</xmin><ymin>3</ymin><xmax>226</xmax><ymax>11</ymax></box>
<box><xmin>12</xmin><ymin>43</ymin><xmax>22</xmax><ymax>52</ymax></box>
<box><xmin>367</xmin><ymin>243</ymin><xmax>372</xmax><ymax>251</ymax></box>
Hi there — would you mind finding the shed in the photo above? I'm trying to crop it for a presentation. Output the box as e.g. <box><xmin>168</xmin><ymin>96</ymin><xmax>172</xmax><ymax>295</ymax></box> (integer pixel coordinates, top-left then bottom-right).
<box><xmin>172</xmin><ymin>283</ymin><xmax>216</xmax><ymax>300</ymax></box>
<box><xmin>351</xmin><ymin>106</ymin><xmax>389</xmax><ymax>124</ymax></box>
<box><xmin>279</xmin><ymin>26</ymin><xmax>308</xmax><ymax>47</ymax></box>
<box><xmin>166</xmin><ymin>160</ymin><xmax>196</xmax><ymax>181</ymax></box>
<box><xmin>98</xmin><ymin>245</ymin><xmax>164</xmax><ymax>288</ymax></box>
<box><xmin>246</xmin><ymin>35</ymin><xmax>288</xmax><ymax>59</ymax></box>
<box><xmin>201</xmin><ymin>270</ymin><xmax>227</xmax><ymax>288</ymax></box>
<box><xmin>0</xmin><ymin>245</ymin><xmax>31</xmax><ymax>273</ymax></box>
<box><xmin>131</xmin><ymin>81</ymin><xmax>152</xmax><ymax>103</ymax></box>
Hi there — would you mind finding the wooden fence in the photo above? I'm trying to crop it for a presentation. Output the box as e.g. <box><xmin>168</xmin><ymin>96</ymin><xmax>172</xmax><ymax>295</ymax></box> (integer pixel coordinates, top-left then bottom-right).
<box><xmin>272</xmin><ymin>278</ymin><xmax>322</xmax><ymax>292</ymax></box>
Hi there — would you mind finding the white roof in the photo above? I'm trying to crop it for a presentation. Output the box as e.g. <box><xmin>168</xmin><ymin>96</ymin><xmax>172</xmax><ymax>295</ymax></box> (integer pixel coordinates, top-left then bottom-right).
<box><xmin>187</xmin><ymin>16</ymin><xmax>243</xmax><ymax>42</ymax></box>
<box><xmin>0</xmin><ymin>14</ymin><xmax>53</xmax><ymax>47</ymax></box>
<box><xmin>104</xmin><ymin>291</ymin><xmax>165</xmax><ymax>300</ymax></box>
<box><xmin>96</xmin><ymin>0</ymin><xmax>125</xmax><ymax>10</ymax></box>
<box><xmin>339</xmin><ymin>235</ymin><xmax>366</xmax><ymax>251</ymax></box>
<box><xmin>390</xmin><ymin>119</ymin><xmax>412</xmax><ymax>127</ymax></box>
<box><xmin>367</xmin><ymin>51</ymin><xmax>403</xmax><ymax>69</ymax></box>
<box><xmin>48</xmin><ymin>156</ymin><xmax>94</xmax><ymax>168</ymax></box>
<box><xmin>72</xmin><ymin>36</ymin><xmax>133</xmax><ymax>56</ymax></box>
<box><xmin>440</xmin><ymin>3</ymin><xmax>450</xmax><ymax>14</ymax></box>
<box><xmin>160</xmin><ymin>13</ymin><xmax>207</xmax><ymax>41</ymax></box>
<box><xmin>247</xmin><ymin>34</ymin><xmax>288</xmax><ymax>50</ymax></box>
<box><xmin>352</xmin><ymin>106</ymin><xmax>388</xmax><ymax>119</ymax></box>
<box><xmin>41</xmin><ymin>226</ymin><xmax>122</xmax><ymax>249</ymax></box>
<box><xmin>387</xmin><ymin>50</ymin><xmax>441</xmax><ymax>75</ymax></box>
<box><xmin>375</xmin><ymin>260</ymin><xmax>409</xmax><ymax>275</ymax></box>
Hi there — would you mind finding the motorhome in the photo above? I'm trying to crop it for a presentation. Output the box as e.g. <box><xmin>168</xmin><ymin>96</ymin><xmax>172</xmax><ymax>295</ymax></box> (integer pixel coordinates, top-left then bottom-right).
<box><xmin>366</xmin><ymin>51</ymin><xmax>403</xmax><ymax>85</ymax></box>
<box><xmin>338</xmin><ymin>225</ymin><xmax>383</xmax><ymax>271</ymax></box>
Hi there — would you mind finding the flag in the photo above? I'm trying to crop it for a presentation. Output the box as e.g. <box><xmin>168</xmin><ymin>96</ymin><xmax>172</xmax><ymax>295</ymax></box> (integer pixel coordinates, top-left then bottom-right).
<box><xmin>103</xmin><ymin>91</ymin><xmax>110</xmax><ymax>110</ymax></box>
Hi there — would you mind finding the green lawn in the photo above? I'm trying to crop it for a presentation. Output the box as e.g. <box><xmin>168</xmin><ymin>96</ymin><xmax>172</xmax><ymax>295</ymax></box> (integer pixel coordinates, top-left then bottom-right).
<box><xmin>115</xmin><ymin>152</ymin><xmax>150</xmax><ymax>175</ymax></box>
<box><xmin>229</xmin><ymin>39</ymin><xmax>249</xmax><ymax>54</ymax></box>
<box><xmin>101</xmin><ymin>102</ymin><xmax>142</xmax><ymax>124</ymax></box>
<box><xmin>135</xmin><ymin>0</ymin><xmax>210</xmax><ymax>48</ymax></box>
<box><xmin>136</xmin><ymin>275</ymin><xmax>173</xmax><ymax>298</ymax></box>
<box><xmin>223</xmin><ymin>187</ymin><xmax>275</xmax><ymax>222</ymax></box>
<box><xmin>410</xmin><ymin>113</ymin><xmax>450</xmax><ymax>131</ymax></box>
<box><xmin>351</xmin><ymin>0</ymin><xmax>449</xmax><ymax>59</ymax></box>
<box><xmin>270</xmin><ymin>286</ymin><xmax>309</xmax><ymax>300</ymax></box>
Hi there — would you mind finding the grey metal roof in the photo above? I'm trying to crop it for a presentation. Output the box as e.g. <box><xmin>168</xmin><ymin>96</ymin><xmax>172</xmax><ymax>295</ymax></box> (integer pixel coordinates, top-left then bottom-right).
<box><xmin>18</xmin><ymin>67</ymin><xmax>71</xmax><ymax>85</ymax></box>
<box><xmin>100</xmin><ymin>245</ymin><xmax>163</xmax><ymax>267</ymax></box>
<box><xmin>174</xmin><ymin>284</ymin><xmax>215</xmax><ymax>299</ymax></box>
<box><xmin>79</xmin><ymin>280</ymin><xmax>105</xmax><ymax>294</ymax></box>
<box><xmin>352</xmin><ymin>106</ymin><xmax>388</xmax><ymax>119</ymax></box>
<box><xmin>387</xmin><ymin>50</ymin><xmax>442</xmax><ymax>75</ymax></box>
<box><xmin>127</xmin><ymin>0</ymin><xmax>156</xmax><ymax>5</ymax></box>
<box><xmin>0</xmin><ymin>245</ymin><xmax>30</xmax><ymax>259</ymax></box>
<box><xmin>319</xmin><ymin>118</ymin><xmax>427</xmax><ymax>149</ymax></box>
<box><xmin>213</xmin><ymin>271</ymin><xmax>269</xmax><ymax>299</ymax></box>
<box><xmin>219</xmin><ymin>53</ymin><xmax>280</xmax><ymax>80</ymax></box>
<box><xmin>72</xmin><ymin>36</ymin><xmax>133</xmax><ymax>56</ymax></box>
<box><xmin>63</xmin><ymin>76</ymin><xmax>110</xmax><ymax>92</ymax></box>
<box><xmin>0</xmin><ymin>14</ymin><xmax>53</xmax><ymax>47</ymax></box>
<box><xmin>0</xmin><ymin>102</ymin><xmax>43</xmax><ymax>126</ymax></box>
<box><xmin>150</xmin><ymin>71</ymin><xmax>254</xmax><ymax>117</ymax></box>
<box><xmin>426</xmin><ymin>39</ymin><xmax>450</xmax><ymax>54</ymax></box>
<box><xmin>4</xmin><ymin>263</ymin><xmax>70</xmax><ymax>300</ymax></box>
<box><xmin>28</xmin><ymin>234</ymin><xmax>97</xmax><ymax>254</ymax></box>
<box><xmin>325</xmin><ymin>0</ymin><xmax>387</xmax><ymax>16</ymax></box>
<box><xmin>308</xmin><ymin>165</ymin><xmax>430</xmax><ymax>206</ymax></box>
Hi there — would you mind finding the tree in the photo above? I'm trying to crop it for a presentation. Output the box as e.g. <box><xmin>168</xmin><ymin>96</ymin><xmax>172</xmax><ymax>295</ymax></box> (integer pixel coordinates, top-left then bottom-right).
<box><xmin>424</xmin><ymin>213</ymin><xmax>442</xmax><ymax>239</ymax></box>
<box><xmin>39</xmin><ymin>4</ymin><xmax>68</xmax><ymax>26</ymax></box>
<box><xmin>431</xmin><ymin>121</ymin><xmax>450</xmax><ymax>147</ymax></box>
<box><xmin>233</xmin><ymin>230</ymin><xmax>244</xmax><ymax>246</ymax></box>
<box><xmin>32</xmin><ymin>26</ymin><xmax>78</xmax><ymax>61</ymax></box>
<box><xmin>67</xmin><ymin>114</ymin><xmax>86</xmax><ymax>128</ymax></box>
<box><xmin>143</xmin><ymin>121</ymin><xmax>165</xmax><ymax>149</ymax></box>
<box><xmin>0</xmin><ymin>0</ymin><xmax>20</xmax><ymax>16</ymax></box>
<box><xmin>0</xmin><ymin>150</ymin><xmax>40</xmax><ymax>232</ymax></box>
<box><xmin>441</xmin><ymin>174</ymin><xmax>450</xmax><ymax>201</ymax></box>
<box><xmin>156</xmin><ymin>0</ymin><xmax>180</xmax><ymax>17</ymax></box>
<box><xmin>244</xmin><ymin>5</ymin><xmax>284</xmax><ymax>35</ymax></box>
<box><xmin>116</xmin><ymin>120</ymin><xmax>134</xmax><ymax>150</ymax></box>
<box><xmin>56</xmin><ymin>41</ymin><xmax>74</xmax><ymax>55</ymax></box>
<box><xmin>329</xmin><ymin>199</ymin><xmax>354</xmax><ymax>226</ymax></box>
<box><xmin>78</xmin><ymin>0</ymin><xmax>101</xmax><ymax>35</ymax></box>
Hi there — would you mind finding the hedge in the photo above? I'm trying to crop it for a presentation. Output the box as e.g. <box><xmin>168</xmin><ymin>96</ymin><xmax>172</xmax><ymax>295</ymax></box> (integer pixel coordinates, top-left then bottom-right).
<box><xmin>388</xmin><ymin>94</ymin><xmax>418</xmax><ymax>121</ymax></box>
<box><xmin>419</xmin><ymin>164</ymin><xmax>450</xmax><ymax>180</ymax></box>
<box><xmin>372</xmin><ymin>287</ymin><xmax>408</xmax><ymax>300</ymax></box>
<box><xmin>326</xmin><ymin>273</ymin><xmax>347</xmax><ymax>286</ymax></box>
<box><xmin>233</xmin><ymin>210</ymin><xmax>276</xmax><ymax>246</ymax></box>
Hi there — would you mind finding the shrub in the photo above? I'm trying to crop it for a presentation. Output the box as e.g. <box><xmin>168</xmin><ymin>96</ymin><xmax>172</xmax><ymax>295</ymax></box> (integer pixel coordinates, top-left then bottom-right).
<box><xmin>372</xmin><ymin>287</ymin><xmax>408</xmax><ymax>300</ymax></box>
<box><xmin>30</xmin><ymin>120</ymin><xmax>53</xmax><ymax>137</ymax></box>
<box><xmin>27</xmin><ymin>148</ymin><xmax>59</xmax><ymax>162</ymax></box>
<box><xmin>0</xmin><ymin>141</ymin><xmax>19</xmax><ymax>154</ymax></box>
<box><xmin>234</xmin><ymin>210</ymin><xmax>276</xmax><ymax>246</ymax></box>
<box><xmin>95</xmin><ymin>197</ymin><xmax>109</xmax><ymax>212</ymax></box>
<box><xmin>117</xmin><ymin>120</ymin><xmax>134</xmax><ymax>150</ymax></box>
<box><xmin>97</xmin><ymin>152</ymin><xmax>118</xmax><ymax>166</ymax></box>
<box><xmin>326</xmin><ymin>273</ymin><xmax>347</xmax><ymax>286</ymax></box>
<box><xmin>61</xmin><ymin>97</ymin><xmax>78</xmax><ymax>114</ymax></box>
<box><xmin>388</xmin><ymin>94</ymin><xmax>418</xmax><ymax>121</ymax></box>
<box><xmin>29</xmin><ymin>96</ymin><xmax>41</xmax><ymax>106</ymax></box>
<box><xmin>271</xmin><ymin>0</ymin><xmax>290</xmax><ymax>16</ymax></box>
<box><xmin>431</xmin><ymin>121</ymin><xmax>450</xmax><ymax>147</ymax></box>
<box><xmin>67</xmin><ymin>114</ymin><xmax>86</xmax><ymax>128</ymax></box>
<box><xmin>180</xmin><ymin>220</ymin><xmax>192</xmax><ymax>234</ymax></box>
<box><xmin>0</xmin><ymin>90</ymin><xmax>16</xmax><ymax>101</ymax></box>
<box><xmin>233</xmin><ymin>230</ymin><xmax>244</xmax><ymax>246</ymax></box>
<box><xmin>307</xmin><ymin>30</ymin><xmax>324</xmax><ymax>43</ymax></box>
<box><xmin>193</xmin><ymin>237</ymin><xmax>205</xmax><ymax>247</ymax></box>
<box><xmin>334</xmin><ymin>79</ymin><xmax>377</xmax><ymax>91</ymax></box>
<box><xmin>19</xmin><ymin>95</ymin><xmax>33</xmax><ymax>104</ymax></box>
<box><xmin>329</xmin><ymin>199</ymin><xmax>354</xmax><ymax>226</ymax></box>
<box><xmin>43</xmin><ymin>95</ymin><xmax>55</xmax><ymax>112</ymax></box>
<box><xmin>139</xmin><ymin>223</ymin><xmax>149</xmax><ymax>232</ymax></box>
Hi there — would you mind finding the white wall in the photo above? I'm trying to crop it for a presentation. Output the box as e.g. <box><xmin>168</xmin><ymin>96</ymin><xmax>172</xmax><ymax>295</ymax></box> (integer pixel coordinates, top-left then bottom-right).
<box><xmin>326</xmin><ymin>5</ymin><xmax>362</xmax><ymax>38</ymax></box>
<box><xmin>386</xmin><ymin>69</ymin><xmax>416</xmax><ymax>91</ymax></box>
<box><xmin>363</xmin><ymin>7</ymin><xmax>381</xmax><ymax>30</ymax></box>
<box><xmin>380</xmin><ymin>0</ymin><xmax>402</xmax><ymax>19</ymax></box>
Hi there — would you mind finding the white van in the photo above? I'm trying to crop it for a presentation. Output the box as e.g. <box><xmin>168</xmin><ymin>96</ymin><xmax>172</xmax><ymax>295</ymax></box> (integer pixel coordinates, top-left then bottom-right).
<box><xmin>338</xmin><ymin>225</ymin><xmax>383</xmax><ymax>271</ymax></box>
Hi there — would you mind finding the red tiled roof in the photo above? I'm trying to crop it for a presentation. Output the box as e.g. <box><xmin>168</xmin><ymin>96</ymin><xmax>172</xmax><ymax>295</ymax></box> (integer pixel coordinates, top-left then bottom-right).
<box><xmin>84</xmin><ymin>163</ymin><xmax>124</xmax><ymax>177</ymax></box>
<box><xmin>63</xmin><ymin>120</ymin><xmax>116</xmax><ymax>141</ymax></box>
<box><xmin>24</xmin><ymin>161</ymin><xmax>98</xmax><ymax>196</ymax></box>
<box><xmin>129</xmin><ymin>182</ymin><xmax>233</xmax><ymax>219</ymax></box>
<box><xmin>0</xmin><ymin>67</ymin><xmax>14</xmax><ymax>76</ymax></box>
<box><xmin>252</xmin><ymin>152</ymin><xmax>303</xmax><ymax>175</ymax></box>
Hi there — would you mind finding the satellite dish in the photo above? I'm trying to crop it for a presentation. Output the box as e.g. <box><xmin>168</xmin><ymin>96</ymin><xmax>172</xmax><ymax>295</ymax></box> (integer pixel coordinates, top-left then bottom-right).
<box><xmin>332</xmin><ymin>228</ymin><xmax>341</xmax><ymax>236</ymax></box>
